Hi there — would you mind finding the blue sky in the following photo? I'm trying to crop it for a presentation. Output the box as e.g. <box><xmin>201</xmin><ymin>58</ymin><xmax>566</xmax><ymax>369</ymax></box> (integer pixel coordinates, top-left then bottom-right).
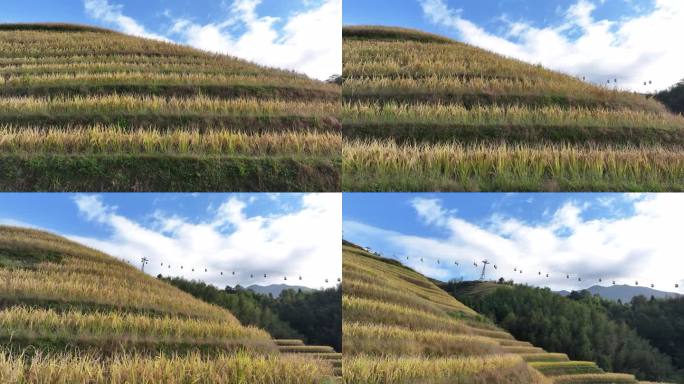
<box><xmin>0</xmin><ymin>193</ymin><xmax>342</xmax><ymax>289</ymax></box>
<box><xmin>344</xmin><ymin>0</ymin><xmax>684</xmax><ymax>91</ymax></box>
<box><xmin>344</xmin><ymin>193</ymin><xmax>684</xmax><ymax>293</ymax></box>
<box><xmin>0</xmin><ymin>0</ymin><xmax>341</xmax><ymax>80</ymax></box>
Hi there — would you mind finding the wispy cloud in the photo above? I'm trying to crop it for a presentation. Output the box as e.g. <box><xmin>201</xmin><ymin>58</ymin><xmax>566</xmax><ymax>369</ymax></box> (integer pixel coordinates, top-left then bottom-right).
<box><xmin>70</xmin><ymin>193</ymin><xmax>342</xmax><ymax>289</ymax></box>
<box><xmin>418</xmin><ymin>0</ymin><xmax>684</xmax><ymax>90</ymax></box>
<box><xmin>344</xmin><ymin>194</ymin><xmax>684</xmax><ymax>292</ymax></box>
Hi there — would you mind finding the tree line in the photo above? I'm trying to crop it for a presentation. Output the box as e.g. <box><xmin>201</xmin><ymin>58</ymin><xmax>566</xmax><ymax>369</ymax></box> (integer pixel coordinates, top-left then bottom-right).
<box><xmin>655</xmin><ymin>79</ymin><xmax>684</xmax><ymax>115</ymax></box>
<box><xmin>442</xmin><ymin>280</ymin><xmax>683</xmax><ymax>383</ymax></box>
<box><xmin>159</xmin><ymin>276</ymin><xmax>342</xmax><ymax>351</ymax></box>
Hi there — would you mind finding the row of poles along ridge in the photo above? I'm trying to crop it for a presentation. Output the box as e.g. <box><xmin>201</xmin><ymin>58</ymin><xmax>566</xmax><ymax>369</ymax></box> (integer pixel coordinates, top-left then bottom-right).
<box><xmin>358</xmin><ymin>246</ymin><xmax>681</xmax><ymax>290</ymax></box>
<box><xmin>134</xmin><ymin>257</ymin><xmax>340</xmax><ymax>284</ymax></box>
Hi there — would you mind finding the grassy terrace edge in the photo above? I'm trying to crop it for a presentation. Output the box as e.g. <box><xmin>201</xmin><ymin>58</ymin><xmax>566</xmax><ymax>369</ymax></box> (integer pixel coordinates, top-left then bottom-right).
<box><xmin>342</xmin><ymin>25</ymin><xmax>457</xmax><ymax>43</ymax></box>
<box><xmin>0</xmin><ymin>115</ymin><xmax>340</xmax><ymax>133</ymax></box>
<box><xmin>344</xmin><ymin>123</ymin><xmax>684</xmax><ymax>146</ymax></box>
<box><xmin>0</xmin><ymin>23</ymin><xmax>117</xmax><ymax>33</ymax></box>
<box><xmin>0</xmin><ymin>84</ymin><xmax>340</xmax><ymax>101</ymax></box>
<box><xmin>0</xmin><ymin>155</ymin><xmax>340</xmax><ymax>192</ymax></box>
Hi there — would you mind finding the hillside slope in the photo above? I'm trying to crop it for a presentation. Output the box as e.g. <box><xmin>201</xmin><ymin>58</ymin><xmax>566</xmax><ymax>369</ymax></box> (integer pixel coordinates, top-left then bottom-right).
<box><xmin>342</xmin><ymin>26</ymin><xmax>684</xmax><ymax>191</ymax></box>
<box><xmin>342</xmin><ymin>243</ymin><xmax>644</xmax><ymax>383</ymax></box>
<box><xmin>0</xmin><ymin>226</ymin><xmax>334</xmax><ymax>383</ymax></box>
<box><xmin>0</xmin><ymin>23</ymin><xmax>340</xmax><ymax>192</ymax></box>
<box><xmin>446</xmin><ymin>281</ymin><xmax>680</xmax><ymax>382</ymax></box>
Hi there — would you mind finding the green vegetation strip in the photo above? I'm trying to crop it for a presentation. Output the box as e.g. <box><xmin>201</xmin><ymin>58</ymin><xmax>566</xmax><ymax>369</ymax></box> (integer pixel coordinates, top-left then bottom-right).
<box><xmin>0</xmin><ymin>154</ymin><xmax>340</xmax><ymax>192</ymax></box>
<box><xmin>0</xmin><ymin>23</ymin><xmax>115</xmax><ymax>33</ymax></box>
<box><xmin>0</xmin><ymin>115</ymin><xmax>339</xmax><ymax>133</ymax></box>
<box><xmin>0</xmin><ymin>129</ymin><xmax>340</xmax><ymax>157</ymax></box>
<box><xmin>343</xmin><ymin>26</ymin><xmax>457</xmax><ymax>44</ymax></box>
<box><xmin>552</xmin><ymin>373</ymin><xmax>638</xmax><ymax>383</ymax></box>
<box><xmin>0</xmin><ymin>333</ymin><xmax>275</xmax><ymax>357</ymax></box>
<box><xmin>0</xmin><ymin>298</ymin><xmax>205</xmax><ymax>319</ymax></box>
<box><xmin>343</xmin><ymin>93</ymin><xmax>662</xmax><ymax>113</ymax></box>
<box><xmin>0</xmin><ymin>84</ymin><xmax>339</xmax><ymax>101</ymax></box>
<box><xmin>530</xmin><ymin>362</ymin><xmax>604</xmax><ymax>376</ymax></box>
<box><xmin>344</xmin><ymin>123</ymin><xmax>684</xmax><ymax>146</ymax></box>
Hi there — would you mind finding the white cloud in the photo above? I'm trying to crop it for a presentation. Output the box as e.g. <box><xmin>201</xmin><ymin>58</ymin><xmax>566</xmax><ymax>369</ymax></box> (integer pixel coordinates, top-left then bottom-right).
<box><xmin>83</xmin><ymin>0</ymin><xmax>340</xmax><ymax>80</ymax></box>
<box><xmin>70</xmin><ymin>194</ymin><xmax>341</xmax><ymax>289</ymax></box>
<box><xmin>418</xmin><ymin>0</ymin><xmax>684</xmax><ymax>90</ymax></box>
<box><xmin>344</xmin><ymin>194</ymin><xmax>684</xmax><ymax>293</ymax></box>
<box><xmin>83</xmin><ymin>0</ymin><xmax>169</xmax><ymax>41</ymax></box>
<box><xmin>167</xmin><ymin>0</ymin><xmax>342</xmax><ymax>80</ymax></box>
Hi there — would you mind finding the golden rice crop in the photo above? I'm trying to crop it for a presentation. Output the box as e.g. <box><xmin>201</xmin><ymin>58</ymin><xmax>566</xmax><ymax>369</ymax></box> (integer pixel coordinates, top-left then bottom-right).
<box><xmin>2</xmin><ymin>71</ymin><xmax>333</xmax><ymax>89</ymax></box>
<box><xmin>343</xmin><ymin>354</ymin><xmax>544</xmax><ymax>384</ymax></box>
<box><xmin>343</xmin><ymin>76</ymin><xmax>657</xmax><ymax>110</ymax></box>
<box><xmin>0</xmin><ymin>62</ymin><xmax>295</xmax><ymax>78</ymax></box>
<box><xmin>0</xmin><ymin>95</ymin><xmax>336</xmax><ymax>116</ymax></box>
<box><xmin>0</xmin><ymin>264</ymin><xmax>230</xmax><ymax>320</ymax></box>
<box><xmin>344</xmin><ymin>39</ymin><xmax>568</xmax><ymax>81</ymax></box>
<box><xmin>0</xmin><ymin>127</ymin><xmax>340</xmax><ymax>156</ymax></box>
<box><xmin>344</xmin><ymin>102</ymin><xmax>683</xmax><ymax>129</ymax></box>
<box><xmin>0</xmin><ymin>227</ymin><xmax>235</xmax><ymax>320</ymax></box>
<box><xmin>345</xmin><ymin>251</ymin><xmax>477</xmax><ymax>314</ymax></box>
<box><xmin>343</xmin><ymin>279</ymin><xmax>449</xmax><ymax>316</ymax></box>
<box><xmin>343</xmin><ymin>322</ymin><xmax>501</xmax><ymax>357</ymax></box>
<box><xmin>0</xmin><ymin>306</ymin><xmax>269</xmax><ymax>341</ymax></box>
<box><xmin>0</xmin><ymin>351</ymin><xmax>333</xmax><ymax>384</ymax></box>
<box><xmin>343</xmin><ymin>296</ymin><xmax>512</xmax><ymax>340</ymax></box>
<box><xmin>0</xmin><ymin>54</ymin><xmax>280</xmax><ymax>70</ymax></box>
<box><xmin>343</xmin><ymin>140</ymin><xmax>684</xmax><ymax>191</ymax></box>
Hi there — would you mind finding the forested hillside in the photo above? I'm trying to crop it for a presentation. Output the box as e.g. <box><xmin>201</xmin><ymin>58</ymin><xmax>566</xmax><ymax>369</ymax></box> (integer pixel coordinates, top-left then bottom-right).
<box><xmin>600</xmin><ymin>294</ymin><xmax>684</xmax><ymax>375</ymax></box>
<box><xmin>656</xmin><ymin>80</ymin><xmax>684</xmax><ymax>115</ymax></box>
<box><xmin>445</xmin><ymin>281</ymin><xmax>682</xmax><ymax>382</ymax></box>
<box><xmin>161</xmin><ymin>277</ymin><xmax>342</xmax><ymax>351</ymax></box>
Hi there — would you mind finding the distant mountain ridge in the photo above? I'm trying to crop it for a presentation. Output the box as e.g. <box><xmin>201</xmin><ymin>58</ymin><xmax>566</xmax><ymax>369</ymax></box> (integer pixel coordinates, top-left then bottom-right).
<box><xmin>247</xmin><ymin>284</ymin><xmax>313</xmax><ymax>297</ymax></box>
<box><xmin>557</xmin><ymin>284</ymin><xmax>681</xmax><ymax>302</ymax></box>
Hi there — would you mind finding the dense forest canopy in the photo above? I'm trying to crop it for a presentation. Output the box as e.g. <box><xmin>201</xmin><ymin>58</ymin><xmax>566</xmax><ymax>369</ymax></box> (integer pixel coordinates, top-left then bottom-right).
<box><xmin>655</xmin><ymin>79</ymin><xmax>684</xmax><ymax>115</ymax></box>
<box><xmin>160</xmin><ymin>276</ymin><xmax>342</xmax><ymax>351</ymax></box>
<box><xmin>443</xmin><ymin>281</ymin><xmax>683</xmax><ymax>383</ymax></box>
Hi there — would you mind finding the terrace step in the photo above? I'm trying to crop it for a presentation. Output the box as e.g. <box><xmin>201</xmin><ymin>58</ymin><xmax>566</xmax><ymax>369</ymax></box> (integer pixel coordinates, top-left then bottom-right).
<box><xmin>276</xmin><ymin>341</ymin><xmax>341</xmax><ymax>377</ymax></box>
<box><xmin>521</xmin><ymin>353</ymin><xmax>570</xmax><ymax>363</ymax></box>
<box><xmin>274</xmin><ymin>339</ymin><xmax>305</xmax><ymax>346</ymax></box>
<box><xmin>551</xmin><ymin>373</ymin><xmax>638</xmax><ymax>384</ymax></box>
<box><xmin>278</xmin><ymin>345</ymin><xmax>336</xmax><ymax>354</ymax></box>
<box><xmin>530</xmin><ymin>361</ymin><xmax>604</xmax><ymax>376</ymax></box>
<box><xmin>498</xmin><ymin>339</ymin><xmax>534</xmax><ymax>348</ymax></box>
<box><xmin>502</xmin><ymin>346</ymin><xmax>545</xmax><ymax>354</ymax></box>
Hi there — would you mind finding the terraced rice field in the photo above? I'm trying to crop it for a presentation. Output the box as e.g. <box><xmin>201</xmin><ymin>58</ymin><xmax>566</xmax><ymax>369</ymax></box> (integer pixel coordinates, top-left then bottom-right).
<box><xmin>342</xmin><ymin>26</ymin><xmax>684</xmax><ymax>191</ymax></box>
<box><xmin>0</xmin><ymin>23</ymin><xmax>340</xmax><ymax>191</ymax></box>
<box><xmin>341</xmin><ymin>242</ymin><xmax>642</xmax><ymax>383</ymax></box>
<box><xmin>0</xmin><ymin>225</ymin><xmax>336</xmax><ymax>383</ymax></box>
